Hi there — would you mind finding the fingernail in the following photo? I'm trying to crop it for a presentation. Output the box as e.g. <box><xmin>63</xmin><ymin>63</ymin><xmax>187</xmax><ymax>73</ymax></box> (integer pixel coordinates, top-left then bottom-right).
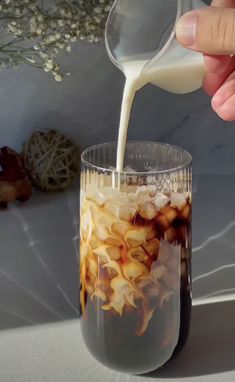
<box><xmin>212</xmin><ymin>94</ymin><xmax>224</xmax><ymax>110</ymax></box>
<box><xmin>176</xmin><ymin>12</ymin><xmax>198</xmax><ymax>47</ymax></box>
<box><xmin>215</xmin><ymin>103</ymin><xmax>232</xmax><ymax>122</ymax></box>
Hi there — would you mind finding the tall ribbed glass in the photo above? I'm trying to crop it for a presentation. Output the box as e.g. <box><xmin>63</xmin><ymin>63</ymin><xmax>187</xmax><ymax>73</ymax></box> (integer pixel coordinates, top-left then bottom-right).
<box><xmin>80</xmin><ymin>142</ymin><xmax>192</xmax><ymax>374</ymax></box>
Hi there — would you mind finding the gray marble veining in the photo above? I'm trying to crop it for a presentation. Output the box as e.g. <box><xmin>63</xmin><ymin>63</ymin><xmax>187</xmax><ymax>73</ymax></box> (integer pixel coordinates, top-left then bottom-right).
<box><xmin>0</xmin><ymin>188</ymin><xmax>80</xmax><ymax>330</ymax></box>
<box><xmin>0</xmin><ymin>175</ymin><xmax>235</xmax><ymax>331</ymax></box>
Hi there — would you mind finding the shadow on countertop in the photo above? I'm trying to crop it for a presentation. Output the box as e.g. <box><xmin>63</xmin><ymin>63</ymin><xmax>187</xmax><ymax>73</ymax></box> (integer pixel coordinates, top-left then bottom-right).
<box><xmin>147</xmin><ymin>301</ymin><xmax>235</xmax><ymax>378</ymax></box>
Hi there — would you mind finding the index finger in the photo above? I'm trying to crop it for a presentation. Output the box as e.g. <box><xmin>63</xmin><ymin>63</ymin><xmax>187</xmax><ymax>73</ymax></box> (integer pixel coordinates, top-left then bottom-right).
<box><xmin>203</xmin><ymin>56</ymin><xmax>235</xmax><ymax>95</ymax></box>
<box><xmin>204</xmin><ymin>54</ymin><xmax>232</xmax><ymax>73</ymax></box>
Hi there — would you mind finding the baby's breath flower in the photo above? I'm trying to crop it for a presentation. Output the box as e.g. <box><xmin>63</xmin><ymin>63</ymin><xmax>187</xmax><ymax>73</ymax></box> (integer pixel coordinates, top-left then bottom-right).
<box><xmin>44</xmin><ymin>59</ymin><xmax>54</xmax><ymax>70</ymax></box>
<box><xmin>0</xmin><ymin>0</ymin><xmax>114</xmax><ymax>80</ymax></box>
<box><xmin>57</xmin><ymin>20</ymin><xmax>64</xmax><ymax>27</ymax></box>
<box><xmin>26</xmin><ymin>57</ymin><xmax>36</xmax><ymax>64</ymax></box>
<box><xmin>55</xmin><ymin>74</ymin><xmax>62</xmax><ymax>82</ymax></box>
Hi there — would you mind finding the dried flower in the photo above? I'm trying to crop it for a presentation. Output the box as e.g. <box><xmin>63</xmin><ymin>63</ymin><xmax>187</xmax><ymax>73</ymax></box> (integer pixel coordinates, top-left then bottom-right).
<box><xmin>0</xmin><ymin>0</ymin><xmax>114</xmax><ymax>80</ymax></box>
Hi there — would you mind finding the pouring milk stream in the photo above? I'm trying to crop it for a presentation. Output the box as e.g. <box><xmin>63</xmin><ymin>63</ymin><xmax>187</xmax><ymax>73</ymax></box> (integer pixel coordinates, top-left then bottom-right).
<box><xmin>105</xmin><ymin>0</ymin><xmax>206</xmax><ymax>172</ymax></box>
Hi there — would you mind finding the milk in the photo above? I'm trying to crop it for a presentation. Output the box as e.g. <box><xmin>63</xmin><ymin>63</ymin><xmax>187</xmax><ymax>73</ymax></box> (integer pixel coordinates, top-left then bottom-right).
<box><xmin>116</xmin><ymin>61</ymin><xmax>145</xmax><ymax>172</ymax></box>
<box><xmin>116</xmin><ymin>49</ymin><xmax>205</xmax><ymax>171</ymax></box>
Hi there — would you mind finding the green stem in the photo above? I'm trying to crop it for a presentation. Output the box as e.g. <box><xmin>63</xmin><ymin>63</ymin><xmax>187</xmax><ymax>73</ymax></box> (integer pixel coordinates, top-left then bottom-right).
<box><xmin>0</xmin><ymin>47</ymin><xmax>36</xmax><ymax>53</ymax></box>
<box><xmin>0</xmin><ymin>50</ymin><xmax>42</xmax><ymax>67</ymax></box>
<box><xmin>0</xmin><ymin>38</ymin><xmax>24</xmax><ymax>49</ymax></box>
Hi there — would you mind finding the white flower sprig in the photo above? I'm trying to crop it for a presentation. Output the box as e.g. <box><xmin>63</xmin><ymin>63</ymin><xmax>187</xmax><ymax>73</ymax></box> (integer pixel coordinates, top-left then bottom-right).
<box><xmin>0</xmin><ymin>0</ymin><xmax>113</xmax><ymax>80</ymax></box>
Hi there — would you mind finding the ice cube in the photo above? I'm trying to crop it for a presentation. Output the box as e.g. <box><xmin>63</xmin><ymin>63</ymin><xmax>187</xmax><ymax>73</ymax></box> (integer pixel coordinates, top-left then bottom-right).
<box><xmin>93</xmin><ymin>192</ymin><xmax>107</xmax><ymax>206</ymax></box>
<box><xmin>112</xmin><ymin>221</ymin><xmax>130</xmax><ymax>238</ymax></box>
<box><xmin>171</xmin><ymin>193</ymin><xmax>186</xmax><ymax>211</ymax></box>
<box><xmin>147</xmin><ymin>185</ymin><xmax>157</xmax><ymax>197</ymax></box>
<box><xmin>93</xmin><ymin>245</ymin><xmax>121</xmax><ymax>261</ymax></box>
<box><xmin>105</xmin><ymin>237</ymin><xmax>123</xmax><ymax>246</ymax></box>
<box><xmin>123</xmin><ymin>261</ymin><xmax>148</xmax><ymax>279</ymax></box>
<box><xmin>128</xmin><ymin>247</ymin><xmax>148</xmax><ymax>262</ymax></box>
<box><xmin>146</xmin><ymin>227</ymin><xmax>156</xmax><ymax>240</ymax></box>
<box><xmin>181</xmin><ymin>204</ymin><xmax>191</xmax><ymax>222</ymax></box>
<box><xmin>156</xmin><ymin>214</ymin><xmax>170</xmax><ymax>231</ymax></box>
<box><xmin>92</xmin><ymin>288</ymin><xmax>107</xmax><ymax>302</ymax></box>
<box><xmin>86</xmin><ymin>257</ymin><xmax>98</xmax><ymax>277</ymax></box>
<box><xmin>92</xmin><ymin>206</ymin><xmax>115</xmax><ymax>227</ymax></box>
<box><xmin>139</xmin><ymin>202</ymin><xmax>157</xmax><ymax>220</ymax></box>
<box><xmin>160</xmin><ymin>206</ymin><xmax>178</xmax><ymax>224</ymax></box>
<box><xmin>80</xmin><ymin>244</ymin><xmax>91</xmax><ymax>262</ymax></box>
<box><xmin>147</xmin><ymin>175</ymin><xmax>156</xmax><ymax>185</ymax></box>
<box><xmin>93</xmin><ymin>225</ymin><xmax>111</xmax><ymax>241</ymax></box>
<box><xmin>136</xmin><ymin>188</ymin><xmax>150</xmax><ymax>205</ymax></box>
<box><xmin>143</xmin><ymin>238</ymin><xmax>160</xmax><ymax>256</ymax></box>
<box><xmin>104</xmin><ymin>199</ymin><xmax>122</xmax><ymax>218</ymax></box>
<box><xmin>126</xmin><ymin>175</ymin><xmax>138</xmax><ymax>185</ymax></box>
<box><xmin>89</xmin><ymin>237</ymin><xmax>100</xmax><ymax>250</ymax></box>
<box><xmin>125</xmin><ymin>227</ymin><xmax>148</xmax><ymax>248</ymax></box>
<box><xmin>183</xmin><ymin>192</ymin><xmax>191</xmax><ymax>203</ymax></box>
<box><xmin>156</xmin><ymin>206</ymin><xmax>178</xmax><ymax>231</ymax></box>
<box><xmin>119</xmin><ymin>203</ymin><xmax>137</xmax><ymax>221</ymax></box>
<box><xmin>128</xmin><ymin>192</ymin><xmax>138</xmax><ymax>203</ymax></box>
<box><xmin>104</xmin><ymin>276</ymin><xmax>134</xmax><ymax>315</ymax></box>
<box><xmin>114</xmin><ymin>194</ymin><xmax>130</xmax><ymax>204</ymax></box>
<box><xmin>153</xmin><ymin>193</ymin><xmax>170</xmax><ymax>211</ymax></box>
<box><xmin>136</xmin><ymin>185</ymin><xmax>147</xmax><ymax>194</ymax></box>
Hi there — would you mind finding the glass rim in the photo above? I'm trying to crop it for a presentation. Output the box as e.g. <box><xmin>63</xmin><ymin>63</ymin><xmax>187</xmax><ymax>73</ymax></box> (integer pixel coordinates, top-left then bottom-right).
<box><xmin>81</xmin><ymin>141</ymin><xmax>192</xmax><ymax>175</ymax></box>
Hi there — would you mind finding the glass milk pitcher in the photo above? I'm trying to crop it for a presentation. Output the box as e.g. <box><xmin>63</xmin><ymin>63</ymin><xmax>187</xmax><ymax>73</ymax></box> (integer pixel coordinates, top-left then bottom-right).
<box><xmin>105</xmin><ymin>0</ymin><xmax>206</xmax><ymax>94</ymax></box>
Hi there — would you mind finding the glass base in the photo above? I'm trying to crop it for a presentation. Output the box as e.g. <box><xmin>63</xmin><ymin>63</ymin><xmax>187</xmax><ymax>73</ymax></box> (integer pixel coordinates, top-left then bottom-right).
<box><xmin>81</xmin><ymin>289</ymin><xmax>191</xmax><ymax>375</ymax></box>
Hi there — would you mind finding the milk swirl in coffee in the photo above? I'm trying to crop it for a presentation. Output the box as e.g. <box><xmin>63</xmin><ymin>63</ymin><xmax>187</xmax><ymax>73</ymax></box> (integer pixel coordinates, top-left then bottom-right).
<box><xmin>80</xmin><ymin>166</ymin><xmax>192</xmax><ymax>373</ymax></box>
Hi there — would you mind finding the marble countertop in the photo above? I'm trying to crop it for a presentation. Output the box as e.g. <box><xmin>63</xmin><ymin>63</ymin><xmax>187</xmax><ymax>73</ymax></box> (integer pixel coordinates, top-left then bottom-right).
<box><xmin>0</xmin><ymin>310</ymin><xmax>234</xmax><ymax>382</ymax></box>
<box><xmin>0</xmin><ymin>175</ymin><xmax>235</xmax><ymax>381</ymax></box>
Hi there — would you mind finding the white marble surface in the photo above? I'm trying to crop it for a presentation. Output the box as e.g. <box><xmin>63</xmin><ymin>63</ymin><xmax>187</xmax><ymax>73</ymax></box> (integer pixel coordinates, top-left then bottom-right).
<box><xmin>0</xmin><ymin>312</ymin><xmax>234</xmax><ymax>382</ymax></box>
<box><xmin>0</xmin><ymin>187</ymin><xmax>80</xmax><ymax>329</ymax></box>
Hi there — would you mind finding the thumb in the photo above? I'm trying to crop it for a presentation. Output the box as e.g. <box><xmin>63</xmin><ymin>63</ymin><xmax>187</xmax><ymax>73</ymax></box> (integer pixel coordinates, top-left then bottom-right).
<box><xmin>176</xmin><ymin>7</ymin><xmax>235</xmax><ymax>55</ymax></box>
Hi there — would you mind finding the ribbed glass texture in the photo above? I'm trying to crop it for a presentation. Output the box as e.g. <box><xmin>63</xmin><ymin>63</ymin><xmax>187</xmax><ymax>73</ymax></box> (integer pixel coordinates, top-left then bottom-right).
<box><xmin>80</xmin><ymin>142</ymin><xmax>192</xmax><ymax>374</ymax></box>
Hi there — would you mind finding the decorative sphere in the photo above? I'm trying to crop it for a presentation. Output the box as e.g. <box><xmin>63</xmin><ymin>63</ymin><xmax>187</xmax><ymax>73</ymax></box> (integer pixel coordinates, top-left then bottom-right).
<box><xmin>24</xmin><ymin>130</ymin><xmax>80</xmax><ymax>191</ymax></box>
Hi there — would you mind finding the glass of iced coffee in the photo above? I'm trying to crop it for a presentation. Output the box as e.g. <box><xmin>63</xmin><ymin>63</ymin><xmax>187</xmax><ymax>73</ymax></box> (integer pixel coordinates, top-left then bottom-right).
<box><xmin>80</xmin><ymin>142</ymin><xmax>192</xmax><ymax>374</ymax></box>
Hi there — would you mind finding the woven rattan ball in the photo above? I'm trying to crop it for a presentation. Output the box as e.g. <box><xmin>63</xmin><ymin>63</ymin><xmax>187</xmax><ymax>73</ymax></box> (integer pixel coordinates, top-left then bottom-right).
<box><xmin>24</xmin><ymin>130</ymin><xmax>80</xmax><ymax>191</ymax></box>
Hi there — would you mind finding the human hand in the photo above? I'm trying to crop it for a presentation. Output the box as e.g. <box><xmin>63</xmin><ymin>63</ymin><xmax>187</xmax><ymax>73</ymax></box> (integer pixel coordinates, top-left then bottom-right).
<box><xmin>176</xmin><ymin>0</ymin><xmax>235</xmax><ymax>121</ymax></box>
